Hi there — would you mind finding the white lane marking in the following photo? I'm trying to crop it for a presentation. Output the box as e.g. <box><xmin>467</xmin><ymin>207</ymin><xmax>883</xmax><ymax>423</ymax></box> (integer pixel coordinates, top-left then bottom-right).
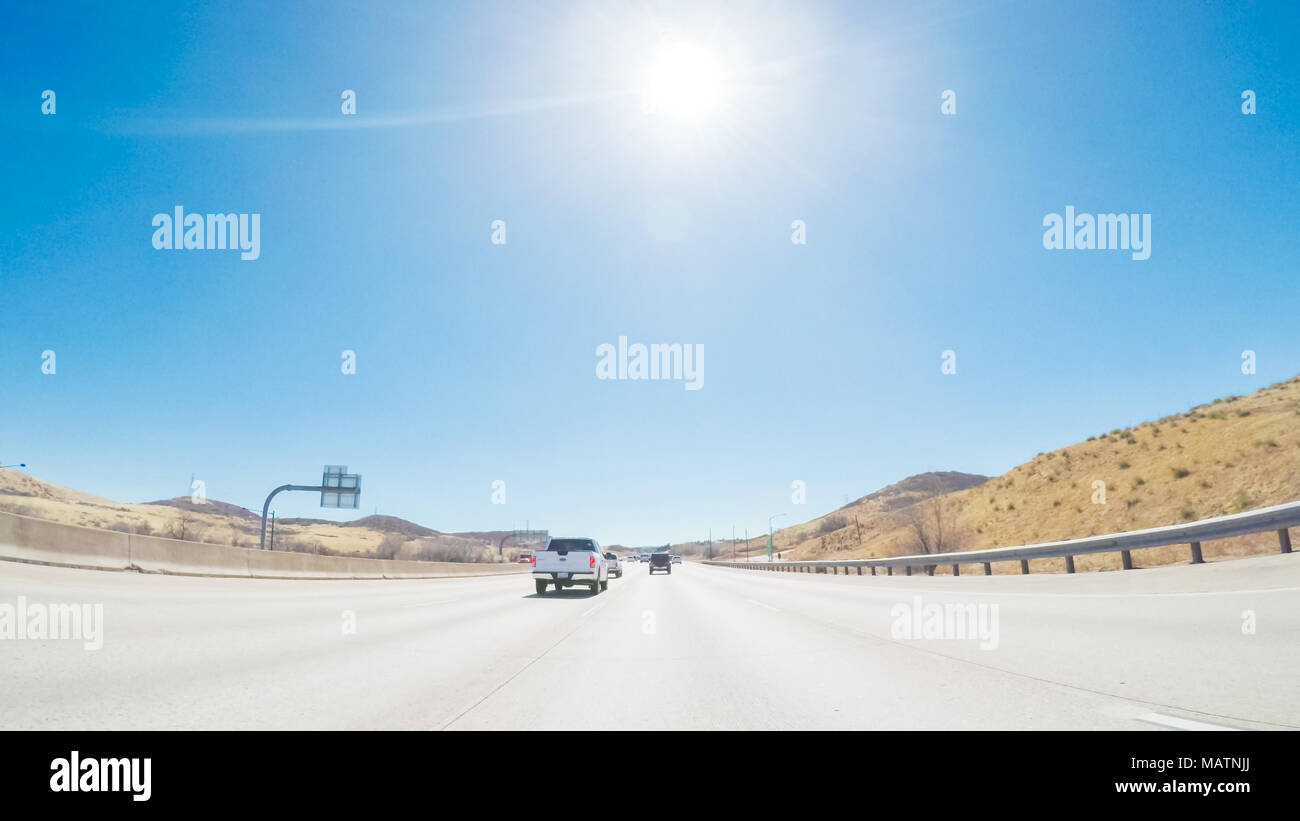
<box><xmin>1135</xmin><ymin>712</ymin><xmax>1241</xmax><ymax>731</ymax></box>
<box><xmin>582</xmin><ymin>603</ymin><xmax>605</xmax><ymax>617</ymax></box>
<box><xmin>745</xmin><ymin>598</ymin><xmax>781</xmax><ymax>612</ymax></box>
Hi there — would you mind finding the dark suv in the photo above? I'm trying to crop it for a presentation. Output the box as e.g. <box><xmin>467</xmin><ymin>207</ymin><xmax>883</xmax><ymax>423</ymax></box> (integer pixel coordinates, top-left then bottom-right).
<box><xmin>649</xmin><ymin>550</ymin><xmax>672</xmax><ymax>575</ymax></box>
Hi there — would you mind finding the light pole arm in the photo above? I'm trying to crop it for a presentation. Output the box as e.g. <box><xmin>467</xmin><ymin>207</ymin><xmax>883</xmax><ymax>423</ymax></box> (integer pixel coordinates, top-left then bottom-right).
<box><xmin>258</xmin><ymin>484</ymin><xmax>359</xmax><ymax>550</ymax></box>
<box><xmin>498</xmin><ymin>532</ymin><xmax>517</xmax><ymax>559</ymax></box>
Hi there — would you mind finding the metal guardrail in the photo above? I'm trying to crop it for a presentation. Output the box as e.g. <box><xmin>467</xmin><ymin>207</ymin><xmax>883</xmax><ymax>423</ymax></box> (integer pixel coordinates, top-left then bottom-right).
<box><xmin>703</xmin><ymin>500</ymin><xmax>1300</xmax><ymax>577</ymax></box>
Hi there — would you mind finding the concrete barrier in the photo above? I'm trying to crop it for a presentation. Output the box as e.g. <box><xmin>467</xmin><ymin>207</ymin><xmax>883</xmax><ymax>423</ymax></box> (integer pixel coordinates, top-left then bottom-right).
<box><xmin>0</xmin><ymin>512</ymin><xmax>131</xmax><ymax>571</ymax></box>
<box><xmin>381</xmin><ymin>559</ymin><xmax>527</xmax><ymax>579</ymax></box>
<box><xmin>0</xmin><ymin>509</ymin><xmax>530</xmax><ymax>580</ymax></box>
<box><xmin>128</xmin><ymin>533</ymin><xmax>254</xmax><ymax>578</ymax></box>
<box><xmin>246</xmin><ymin>549</ymin><xmax>369</xmax><ymax>579</ymax></box>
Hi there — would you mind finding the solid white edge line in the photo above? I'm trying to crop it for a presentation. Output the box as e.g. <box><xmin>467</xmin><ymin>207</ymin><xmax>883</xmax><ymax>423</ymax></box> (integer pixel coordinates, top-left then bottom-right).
<box><xmin>1135</xmin><ymin>712</ymin><xmax>1241</xmax><ymax>731</ymax></box>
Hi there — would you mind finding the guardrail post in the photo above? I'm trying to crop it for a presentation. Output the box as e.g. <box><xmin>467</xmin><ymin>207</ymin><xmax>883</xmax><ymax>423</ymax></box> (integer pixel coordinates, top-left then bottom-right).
<box><xmin>1020</xmin><ymin>559</ymin><xmax>1030</xmax><ymax>575</ymax></box>
<box><xmin>1065</xmin><ymin>555</ymin><xmax>1075</xmax><ymax>574</ymax></box>
<box><xmin>904</xmin><ymin>566</ymin><xmax>911</xmax><ymax>576</ymax></box>
<box><xmin>1280</xmin><ymin>528</ymin><xmax>1293</xmax><ymax>554</ymax></box>
<box><xmin>1121</xmin><ymin>550</ymin><xmax>1134</xmax><ymax>570</ymax></box>
<box><xmin>856</xmin><ymin>566</ymin><xmax>862</xmax><ymax>575</ymax></box>
<box><xmin>871</xmin><ymin>566</ymin><xmax>876</xmax><ymax>576</ymax></box>
<box><xmin>952</xmin><ymin>564</ymin><xmax>959</xmax><ymax>576</ymax></box>
<box><xmin>1190</xmin><ymin>541</ymin><xmax>1204</xmax><ymax>564</ymax></box>
<box><xmin>983</xmin><ymin>562</ymin><xmax>991</xmax><ymax>576</ymax></box>
<box><xmin>925</xmin><ymin>565</ymin><xmax>935</xmax><ymax>576</ymax></box>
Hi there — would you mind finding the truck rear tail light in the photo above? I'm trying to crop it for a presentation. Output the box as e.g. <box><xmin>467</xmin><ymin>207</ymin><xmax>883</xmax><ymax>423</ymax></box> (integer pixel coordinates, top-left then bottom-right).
<box><xmin>589</xmin><ymin>555</ymin><xmax>596</xmax><ymax>568</ymax></box>
<box><xmin>530</xmin><ymin>555</ymin><xmax>536</xmax><ymax>565</ymax></box>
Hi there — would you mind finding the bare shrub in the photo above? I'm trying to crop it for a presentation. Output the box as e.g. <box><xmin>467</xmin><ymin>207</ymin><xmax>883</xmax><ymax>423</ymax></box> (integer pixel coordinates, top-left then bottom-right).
<box><xmin>414</xmin><ymin>542</ymin><xmax>483</xmax><ymax>563</ymax></box>
<box><xmin>282</xmin><ymin>539</ymin><xmax>341</xmax><ymax>556</ymax></box>
<box><xmin>815</xmin><ymin>515</ymin><xmax>846</xmax><ymax>536</ymax></box>
<box><xmin>375</xmin><ymin>533</ymin><xmax>405</xmax><ymax>560</ymax></box>
<box><xmin>164</xmin><ymin>511</ymin><xmax>195</xmax><ymax>541</ymax></box>
<box><xmin>904</xmin><ymin>497</ymin><xmax>965</xmax><ymax>555</ymax></box>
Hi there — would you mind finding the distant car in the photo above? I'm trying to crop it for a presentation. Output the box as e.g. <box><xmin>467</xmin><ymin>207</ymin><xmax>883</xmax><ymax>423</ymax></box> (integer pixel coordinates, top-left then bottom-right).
<box><xmin>517</xmin><ymin>551</ymin><xmax>533</xmax><ymax>564</ymax></box>
<box><xmin>670</xmin><ymin>555</ymin><xmax>682</xmax><ymax>564</ymax></box>
<box><xmin>638</xmin><ymin>553</ymin><xmax>651</xmax><ymax>563</ymax></box>
<box><xmin>532</xmin><ymin>538</ymin><xmax>608</xmax><ymax>595</ymax></box>
<box><xmin>604</xmin><ymin>552</ymin><xmax>623</xmax><ymax>579</ymax></box>
<box><xmin>649</xmin><ymin>551</ymin><xmax>672</xmax><ymax>575</ymax></box>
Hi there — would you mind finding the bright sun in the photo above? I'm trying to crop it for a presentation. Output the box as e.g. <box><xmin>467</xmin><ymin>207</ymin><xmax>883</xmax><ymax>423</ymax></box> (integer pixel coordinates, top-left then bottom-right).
<box><xmin>641</xmin><ymin>43</ymin><xmax>725</xmax><ymax>123</ymax></box>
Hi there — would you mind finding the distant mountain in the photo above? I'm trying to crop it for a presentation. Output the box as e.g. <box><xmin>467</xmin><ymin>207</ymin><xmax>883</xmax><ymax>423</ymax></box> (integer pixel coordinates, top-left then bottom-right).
<box><xmin>273</xmin><ymin>514</ymin><xmax>439</xmax><ymax>539</ymax></box>
<box><xmin>145</xmin><ymin>497</ymin><xmax>261</xmax><ymax>521</ymax></box>
<box><xmin>452</xmin><ymin>530</ymin><xmax>551</xmax><ymax>544</ymax></box>
<box><xmin>751</xmin><ymin>471</ymin><xmax>988</xmax><ymax>561</ymax></box>
<box><xmin>846</xmin><ymin>471</ymin><xmax>990</xmax><ymax>512</ymax></box>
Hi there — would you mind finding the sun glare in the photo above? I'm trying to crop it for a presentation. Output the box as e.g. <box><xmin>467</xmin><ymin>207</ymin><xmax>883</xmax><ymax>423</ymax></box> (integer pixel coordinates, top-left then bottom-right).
<box><xmin>641</xmin><ymin>43</ymin><xmax>725</xmax><ymax>123</ymax></box>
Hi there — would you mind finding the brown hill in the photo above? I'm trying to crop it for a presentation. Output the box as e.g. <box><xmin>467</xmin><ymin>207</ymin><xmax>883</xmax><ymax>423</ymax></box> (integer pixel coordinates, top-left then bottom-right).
<box><xmin>776</xmin><ymin>374</ymin><xmax>1300</xmax><ymax>572</ymax></box>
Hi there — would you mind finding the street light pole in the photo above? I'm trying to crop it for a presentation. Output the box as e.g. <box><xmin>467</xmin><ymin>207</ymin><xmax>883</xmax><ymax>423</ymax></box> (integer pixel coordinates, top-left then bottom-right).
<box><xmin>768</xmin><ymin>513</ymin><xmax>787</xmax><ymax>563</ymax></box>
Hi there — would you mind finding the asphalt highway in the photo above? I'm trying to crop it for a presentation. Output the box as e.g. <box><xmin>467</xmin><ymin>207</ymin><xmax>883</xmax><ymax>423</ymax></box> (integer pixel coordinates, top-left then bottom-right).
<box><xmin>2</xmin><ymin>554</ymin><xmax>1296</xmax><ymax>729</ymax></box>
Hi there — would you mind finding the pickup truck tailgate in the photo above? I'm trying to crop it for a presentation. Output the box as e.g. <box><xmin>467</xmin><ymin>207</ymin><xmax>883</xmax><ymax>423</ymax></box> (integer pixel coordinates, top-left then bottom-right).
<box><xmin>533</xmin><ymin>545</ymin><xmax>599</xmax><ymax>578</ymax></box>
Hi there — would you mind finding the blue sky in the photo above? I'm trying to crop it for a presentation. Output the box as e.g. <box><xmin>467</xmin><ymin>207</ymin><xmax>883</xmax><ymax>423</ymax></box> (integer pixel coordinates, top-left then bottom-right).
<box><xmin>1</xmin><ymin>0</ymin><xmax>1297</xmax><ymax>546</ymax></box>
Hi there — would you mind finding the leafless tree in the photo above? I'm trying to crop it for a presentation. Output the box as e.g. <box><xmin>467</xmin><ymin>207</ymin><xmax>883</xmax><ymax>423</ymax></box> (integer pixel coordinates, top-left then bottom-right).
<box><xmin>165</xmin><ymin>511</ymin><xmax>194</xmax><ymax>541</ymax></box>
<box><xmin>906</xmin><ymin>498</ymin><xmax>955</xmax><ymax>555</ymax></box>
<box><xmin>376</xmin><ymin>532</ymin><xmax>405</xmax><ymax>560</ymax></box>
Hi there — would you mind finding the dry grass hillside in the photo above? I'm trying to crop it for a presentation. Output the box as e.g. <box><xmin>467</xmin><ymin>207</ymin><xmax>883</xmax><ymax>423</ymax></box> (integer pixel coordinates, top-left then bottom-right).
<box><xmin>780</xmin><ymin>374</ymin><xmax>1300</xmax><ymax>573</ymax></box>
<box><xmin>0</xmin><ymin>473</ymin><xmax>502</xmax><ymax>562</ymax></box>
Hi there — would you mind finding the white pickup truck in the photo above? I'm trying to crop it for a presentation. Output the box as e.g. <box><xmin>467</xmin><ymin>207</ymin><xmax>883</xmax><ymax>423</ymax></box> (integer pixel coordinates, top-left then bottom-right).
<box><xmin>532</xmin><ymin>537</ymin><xmax>609</xmax><ymax>595</ymax></box>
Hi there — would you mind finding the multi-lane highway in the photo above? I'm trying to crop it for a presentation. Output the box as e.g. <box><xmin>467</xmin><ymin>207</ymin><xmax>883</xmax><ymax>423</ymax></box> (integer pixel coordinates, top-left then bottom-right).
<box><xmin>1</xmin><ymin>555</ymin><xmax>1296</xmax><ymax>730</ymax></box>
